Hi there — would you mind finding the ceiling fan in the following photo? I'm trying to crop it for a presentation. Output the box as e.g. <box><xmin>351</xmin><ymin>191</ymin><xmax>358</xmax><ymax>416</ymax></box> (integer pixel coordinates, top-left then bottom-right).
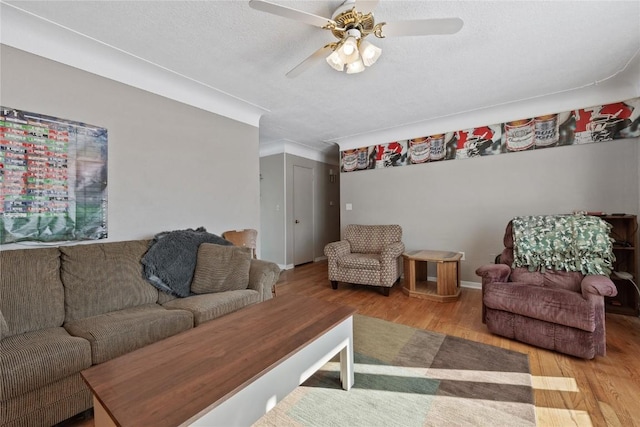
<box><xmin>248</xmin><ymin>0</ymin><xmax>463</xmax><ymax>77</ymax></box>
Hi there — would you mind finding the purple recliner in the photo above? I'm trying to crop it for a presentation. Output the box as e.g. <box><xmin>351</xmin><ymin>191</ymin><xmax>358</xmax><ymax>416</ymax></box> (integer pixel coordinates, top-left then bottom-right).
<box><xmin>476</xmin><ymin>220</ymin><xmax>618</xmax><ymax>359</ymax></box>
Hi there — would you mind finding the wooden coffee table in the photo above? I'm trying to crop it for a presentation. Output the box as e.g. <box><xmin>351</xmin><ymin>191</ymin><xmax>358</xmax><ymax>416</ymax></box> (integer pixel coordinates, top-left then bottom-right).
<box><xmin>402</xmin><ymin>250</ymin><xmax>462</xmax><ymax>302</ymax></box>
<box><xmin>81</xmin><ymin>294</ymin><xmax>356</xmax><ymax>427</ymax></box>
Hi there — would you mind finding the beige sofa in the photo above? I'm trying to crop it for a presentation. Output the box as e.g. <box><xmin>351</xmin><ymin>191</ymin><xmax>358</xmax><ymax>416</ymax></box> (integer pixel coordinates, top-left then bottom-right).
<box><xmin>0</xmin><ymin>239</ymin><xmax>280</xmax><ymax>427</ymax></box>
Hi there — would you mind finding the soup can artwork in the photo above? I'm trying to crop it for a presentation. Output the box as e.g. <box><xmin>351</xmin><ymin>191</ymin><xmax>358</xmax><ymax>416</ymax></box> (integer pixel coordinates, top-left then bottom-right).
<box><xmin>534</xmin><ymin>114</ymin><xmax>559</xmax><ymax>147</ymax></box>
<box><xmin>504</xmin><ymin>119</ymin><xmax>535</xmax><ymax>151</ymax></box>
<box><xmin>356</xmin><ymin>147</ymin><xmax>369</xmax><ymax>169</ymax></box>
<box><xmin>429</xmin><ymin>134</ymin><xmax>446</xmax><ymax>161</ymax></box>
<box><xmin>341</xmin><ymin>149</ymin><xmax>358</xmax><ymax>172</ymax></box>
<box><xmin>409</xmin><ymin>137</ymin><xmax>430</xmax><ymax>163</ymax></box>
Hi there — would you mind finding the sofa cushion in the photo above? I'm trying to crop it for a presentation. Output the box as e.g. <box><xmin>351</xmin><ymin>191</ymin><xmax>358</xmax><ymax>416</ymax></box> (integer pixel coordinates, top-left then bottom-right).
<box><xmin>191</xmin><ymin>244</ymin><xmax>252</xmax><ymax>294</ymax></box>
<box><xmin>0</xmin><ymin>327</ymin><xmax>91</xmax><ymax>399</ymax></box>
<box><xmin>163</xmin><ymin>290</ymin><xmax>260</xmax><ymax>326</ymax></box>
<box><xmin>61</xmin><ymin>240</ymin><xmax>159</xmax><ymax>322</ymax></box>
<box><xmin>338</xmin><ymin>253</ymin><xmax>381</xmax><ymax>271</ymax></box>
<box><xmin>484</xmin><ymin>282</ymin><xmax>596</xmax><ymax>332</ymax></box>
<box><xmin>0</xmin><ymin>247</ymin><xmax>64</xmax><ymax>337</ymax></box>
<box><xmin>63</xmin><ymin>304</ymin><xmax>193</xmax><ymax>364</ymax></box>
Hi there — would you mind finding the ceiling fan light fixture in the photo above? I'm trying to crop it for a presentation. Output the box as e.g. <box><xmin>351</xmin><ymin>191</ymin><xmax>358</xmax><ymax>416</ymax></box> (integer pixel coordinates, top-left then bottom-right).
<box><xmin>338</xmin><ymin>36</ymin><xmax>360</xmax><ymax>63</ymax></box>
<box><xmin>326</xmin><ymin>50</ymin><xmax>345</xmax><ymax>71</ymax></box>
<box><xmin>346</xmin><ymin>57</ymin><xmax>365</xmax><ymax>74</ymax></box>
<box><xmin>342</xmin><ymin>37</ymin><xmax>357</xmax><ymax>55</ymax></box>
<box><xmin>359</xmin><ymin>39</ymin><xmax>381</xmax><ymax>67</ymax></box>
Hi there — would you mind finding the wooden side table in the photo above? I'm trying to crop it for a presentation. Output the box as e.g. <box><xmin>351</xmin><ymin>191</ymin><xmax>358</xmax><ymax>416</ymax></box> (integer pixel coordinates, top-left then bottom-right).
<box><xmin>402</xmin><ymin>250</ymin><xmax>462</xmax><ymax>302</ymax></box>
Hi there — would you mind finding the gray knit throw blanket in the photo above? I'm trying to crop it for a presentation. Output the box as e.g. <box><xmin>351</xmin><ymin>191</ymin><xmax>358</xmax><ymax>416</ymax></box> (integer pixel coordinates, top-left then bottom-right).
<box><xmin>142</xmin><ymin>227</ymin><xmax>233</xmax><ymax>297</ymax></box>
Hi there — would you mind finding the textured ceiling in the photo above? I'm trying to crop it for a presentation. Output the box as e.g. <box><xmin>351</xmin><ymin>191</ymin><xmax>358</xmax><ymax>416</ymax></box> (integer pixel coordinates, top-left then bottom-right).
<box><xmin>3</xmin><ymin>1</ymin><xmax>640</xmax><ymax>155</ymax></box>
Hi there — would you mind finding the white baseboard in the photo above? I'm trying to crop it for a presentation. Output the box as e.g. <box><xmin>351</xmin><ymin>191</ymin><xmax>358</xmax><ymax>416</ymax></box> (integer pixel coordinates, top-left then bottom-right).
<box><xmin>461</xmin><ymin>280</ymin><xmax>482</xmax><ymax>289</ymax></box>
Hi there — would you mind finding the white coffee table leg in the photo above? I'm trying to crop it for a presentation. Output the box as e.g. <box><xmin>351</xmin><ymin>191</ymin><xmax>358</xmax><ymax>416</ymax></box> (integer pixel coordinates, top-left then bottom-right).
<box><xmin>340</xmin><ymin>332</ymin><xmax>354</xmax><ymax>390</ymax></box>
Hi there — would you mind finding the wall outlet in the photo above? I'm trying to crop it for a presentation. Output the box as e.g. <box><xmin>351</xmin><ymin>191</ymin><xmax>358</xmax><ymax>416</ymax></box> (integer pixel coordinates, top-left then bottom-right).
<box><xmin>459</xmin><ymin>251</ymin><xmax>465</xmax><ymax>260</ymax></box>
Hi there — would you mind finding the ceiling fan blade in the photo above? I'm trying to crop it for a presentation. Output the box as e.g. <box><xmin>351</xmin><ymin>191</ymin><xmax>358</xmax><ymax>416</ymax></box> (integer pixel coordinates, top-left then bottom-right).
<box><xmin>286</xmin><ymin>45</ymin><xmax>335</xmax><ymax>78</ymax></box>
<box><xmin>354</xmin><ymin>0</ymin><xmax>379</xmax><ymax>14</ymax></box>
<box><xmin>249</xmin><ymin>0</ymin><xmax>334</xmax><ymax>28</ymax></box>
<box><xmin>380</xmin><ymin>18</ymin><xmax>464</xmax><ymax>37</ymax></box>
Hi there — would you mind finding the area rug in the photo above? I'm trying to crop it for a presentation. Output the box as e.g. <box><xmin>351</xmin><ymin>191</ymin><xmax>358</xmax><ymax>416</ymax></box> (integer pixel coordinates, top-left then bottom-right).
<box><xmin>253</xmin><ymin>315</ymin><xmax>535</xmax><ymax>427</ymax></box>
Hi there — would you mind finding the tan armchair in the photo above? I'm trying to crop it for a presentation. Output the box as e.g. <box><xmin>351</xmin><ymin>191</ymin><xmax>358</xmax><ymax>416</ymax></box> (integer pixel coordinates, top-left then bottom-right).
<box><xmin>324</xmin><ymin>224</ymin><xmax>404</xmax><ymax>296</ymax></box>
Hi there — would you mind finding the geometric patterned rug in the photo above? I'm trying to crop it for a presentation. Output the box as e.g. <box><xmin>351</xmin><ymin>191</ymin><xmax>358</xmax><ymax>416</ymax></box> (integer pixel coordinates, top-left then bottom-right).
<box><xmin>254</xmin><ymin>315</ymin><xmax>535</xmax><ymax>427</ymax></box>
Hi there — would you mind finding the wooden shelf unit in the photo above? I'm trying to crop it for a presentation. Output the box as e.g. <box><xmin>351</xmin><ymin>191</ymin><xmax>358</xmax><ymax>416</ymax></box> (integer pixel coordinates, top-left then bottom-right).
<box><xmin>596</xmin><ymin>214</ymin><xmax>639</xmax><ymax>316</ymax></box>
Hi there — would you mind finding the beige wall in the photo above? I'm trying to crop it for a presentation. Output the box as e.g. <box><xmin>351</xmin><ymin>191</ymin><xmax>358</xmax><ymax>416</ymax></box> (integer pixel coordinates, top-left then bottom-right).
<box><xmin>340</xmin><ymin>138</ymin><xmax>640</xmax><ymax>283</ymax></box>
<box><xmin>1</xmin><ymin>46</ymin><xmax>260</xmax><ymax>249</ymax></box>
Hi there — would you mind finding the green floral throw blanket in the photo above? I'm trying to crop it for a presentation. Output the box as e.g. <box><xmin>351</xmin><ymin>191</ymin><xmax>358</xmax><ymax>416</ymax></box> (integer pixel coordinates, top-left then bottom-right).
<box><xmin>512</xmin><ymin>215</ymin><xmax>615</xmax><ymax>276</ymax></box>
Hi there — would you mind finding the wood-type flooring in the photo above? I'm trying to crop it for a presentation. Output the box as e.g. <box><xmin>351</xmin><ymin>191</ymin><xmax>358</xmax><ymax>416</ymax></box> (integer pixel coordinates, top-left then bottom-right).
<box><xmin>63</xmin><ymin>260</ymin><xmax>640</xmax><ymax>427</ymax></box>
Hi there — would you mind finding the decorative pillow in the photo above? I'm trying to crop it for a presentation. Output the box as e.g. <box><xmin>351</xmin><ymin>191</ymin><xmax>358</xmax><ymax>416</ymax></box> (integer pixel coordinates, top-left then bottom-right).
<box><xmin>191</xmin><ymin>244</ymin><xmax>252</xmax><ymax>294</ymax></box>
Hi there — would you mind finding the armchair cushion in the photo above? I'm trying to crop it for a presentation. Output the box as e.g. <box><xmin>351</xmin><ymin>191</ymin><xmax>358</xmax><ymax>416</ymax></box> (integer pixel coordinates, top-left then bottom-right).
<box><xmin>339</xmin><ymin>254</ymin><xmax>381</xmax><ymax>270</ymax></box>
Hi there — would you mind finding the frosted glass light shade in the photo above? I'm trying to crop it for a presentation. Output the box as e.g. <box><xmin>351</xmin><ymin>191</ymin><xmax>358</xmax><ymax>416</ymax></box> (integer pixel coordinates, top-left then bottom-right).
<box><xmin>338</xmin><ymin>36</ymin><xmax>360</xmax><ymax>63</ymax></box>
<box><xmin>326</xmin><ymin>50</ymin><xmax>345</xmax><ymax>71</ymax></box>
<box><xmin>346</xmin><ymin>57</ymin><xmax>365</xmax><ymax>74</ymax></box>
<box><xmin>359</xmin><ymin>39</ymin><xmax>382</xmax><ymax>67</ymax></box>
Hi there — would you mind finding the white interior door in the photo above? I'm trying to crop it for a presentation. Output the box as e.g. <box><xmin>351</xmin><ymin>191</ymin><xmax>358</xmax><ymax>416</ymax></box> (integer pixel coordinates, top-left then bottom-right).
<box><xmin>293</xmin><ymin>165</ymin><xmax>313</xmax><ymax>265</ymax></box>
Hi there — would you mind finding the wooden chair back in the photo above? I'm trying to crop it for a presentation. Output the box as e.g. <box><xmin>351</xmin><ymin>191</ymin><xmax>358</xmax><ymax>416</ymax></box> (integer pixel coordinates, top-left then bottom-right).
<box><xmin>222</xmin><ymin>229</ymin><xmax>258</xmax><ymax>259</ymax></box>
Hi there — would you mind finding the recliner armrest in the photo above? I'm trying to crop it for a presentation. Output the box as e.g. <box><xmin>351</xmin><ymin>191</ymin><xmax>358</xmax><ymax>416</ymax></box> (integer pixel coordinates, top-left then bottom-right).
<box><xmin>324</xmin><ymin>240</ymin><xmax>351</xmax><ymax>258</ymax></box>
<box><xmin>475</xmin><ymin>264</ymin><xmax>511</xmax><ymax>285</ymax></box>
<box><xmin>581</xmin><ymin>275</ymin><xmax>618</xmax><ymax>298</ymax></box>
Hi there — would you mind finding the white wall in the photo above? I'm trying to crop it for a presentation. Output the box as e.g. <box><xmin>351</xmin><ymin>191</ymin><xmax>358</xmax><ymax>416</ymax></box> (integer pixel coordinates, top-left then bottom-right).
<box><xmin>340</xmin><ymin>138</ymin><xmax>640</xmax><ymax>283</ymax></box>
<box><xmin>1</xmin><ymin>46</ymin><xmax>260</xmax><ymax>249</ymax></box>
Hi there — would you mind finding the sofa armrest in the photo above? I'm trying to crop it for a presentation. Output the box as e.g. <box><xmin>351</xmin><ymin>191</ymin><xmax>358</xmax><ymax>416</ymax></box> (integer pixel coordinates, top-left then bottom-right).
<box><xmin>581</xmin><ymin>275</ymin><xmax>618</xmax><ymax>298</ymax></box>
<box><xmin>475</xmin><ymin>264</ymin><xmax>511</xmax><ymax>285</ymax></box>
<box><xmin>380</xmin><ymin>242</ymin><xmax>405</xmax><ymax>266</ymax></box>
<box><xmin>324</xmin><ymin>241</ymin><xmax>351</xmax><ymax>258</ymax></box>
<box><xmin>248</xmin><ymin>259</ymin><xmax>281</xmax><ymax>301</ymax></box>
